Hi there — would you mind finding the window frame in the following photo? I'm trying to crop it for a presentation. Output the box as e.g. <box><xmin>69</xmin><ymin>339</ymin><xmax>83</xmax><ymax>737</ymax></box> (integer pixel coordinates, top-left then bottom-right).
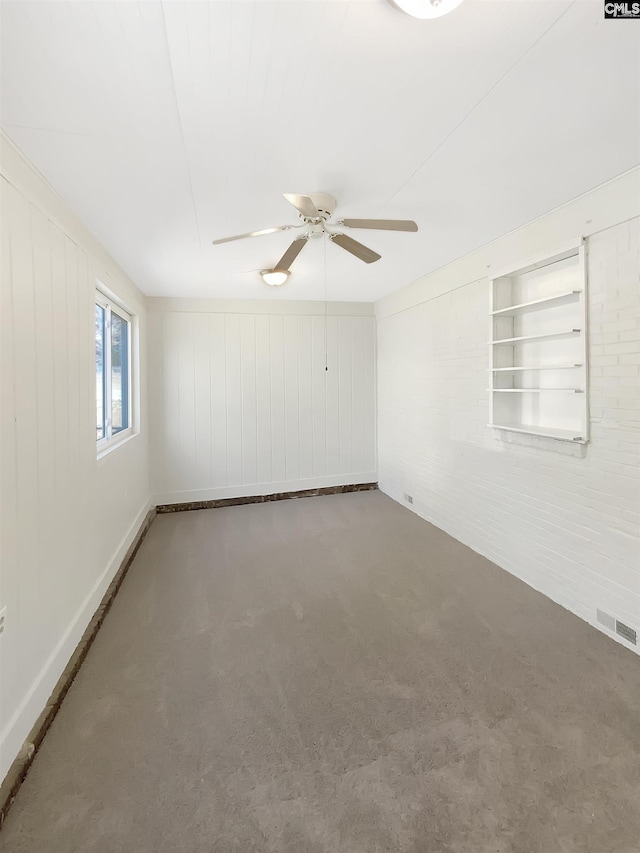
<box><xmin>96</xmin><ymin>289</ymin><xmax>134</xmax><ymax>454</ymax></box>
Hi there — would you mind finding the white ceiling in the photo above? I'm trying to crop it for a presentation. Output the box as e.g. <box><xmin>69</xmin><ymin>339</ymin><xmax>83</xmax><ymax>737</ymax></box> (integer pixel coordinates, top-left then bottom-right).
<box><xmin>1</xmin><ymin>1</ymin><xmax>639</xmax><ymax>302</ymax></box>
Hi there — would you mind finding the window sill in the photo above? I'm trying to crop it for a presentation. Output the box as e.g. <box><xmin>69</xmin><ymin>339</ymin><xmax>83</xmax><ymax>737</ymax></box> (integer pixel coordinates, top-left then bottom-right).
<box><xmin>97</xmin><ymin>429</ymin><xmax>137</xmax><ymax>461</ymax></box>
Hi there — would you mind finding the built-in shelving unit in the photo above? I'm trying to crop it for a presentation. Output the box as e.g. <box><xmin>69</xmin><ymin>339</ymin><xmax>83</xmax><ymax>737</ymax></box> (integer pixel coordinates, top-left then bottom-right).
<box><xmin>488</xmin><ymin>244</ymin><xmax>588</xmax><ymax>443</ymax></box>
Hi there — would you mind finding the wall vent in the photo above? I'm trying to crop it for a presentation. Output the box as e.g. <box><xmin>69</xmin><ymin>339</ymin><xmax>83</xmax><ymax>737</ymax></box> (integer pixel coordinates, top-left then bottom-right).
<box><xmin>597</xmin><ymin>609</ymin><xmax>636</xmax><ymax>645</ymax></box>
<box><xmin>615</xmin><ymin>620</ymin><xmax>637</xmax><ymax>646</ymax></box>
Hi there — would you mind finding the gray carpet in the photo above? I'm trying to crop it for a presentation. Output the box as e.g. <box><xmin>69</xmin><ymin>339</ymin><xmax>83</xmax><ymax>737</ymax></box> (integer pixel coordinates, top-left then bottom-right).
<box><xmin>2</xmin><ymin>491</ymin><xmax>639</xmax><ymax>853</ymax></box>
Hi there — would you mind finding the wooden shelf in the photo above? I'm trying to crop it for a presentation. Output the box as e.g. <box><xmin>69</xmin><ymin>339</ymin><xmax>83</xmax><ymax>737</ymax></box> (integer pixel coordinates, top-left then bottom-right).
<box><xmin>488</xmin><ymin>423</ymin><xmax>585</xmax><ymax>442</ymax></box>
<box><xmin>492</xmin><ymin>329</ymin><xmax>581</xmax><ymax>345</ymax></box>
<box><xmin>490</xmin><ymin>290</ymin><xmax>581</xmax><ymax>317</ymax></box>
<box><xmin>490</xmin><ymin>364</ymin><xmax>582</xmax><ymax>372</ymax></box>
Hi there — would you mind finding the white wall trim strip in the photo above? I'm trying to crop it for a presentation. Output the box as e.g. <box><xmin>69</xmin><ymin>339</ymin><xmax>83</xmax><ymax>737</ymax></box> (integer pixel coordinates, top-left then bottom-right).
<box><xmin>1</xmin><ymin>131</ymin><xmax>143</xmax><ymax>308</ymax></box>
<box><xmin>376</xmin><ymin>167</ymin><xmax>640</xmax><ymax>320</ymax></box>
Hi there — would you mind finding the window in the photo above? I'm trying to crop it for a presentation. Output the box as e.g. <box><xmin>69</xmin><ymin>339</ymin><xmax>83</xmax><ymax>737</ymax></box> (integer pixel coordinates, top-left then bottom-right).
<box><xmin>96</xmin><ymin>292</ymin><xmax>132</xmax><ymax>447</ymax></box>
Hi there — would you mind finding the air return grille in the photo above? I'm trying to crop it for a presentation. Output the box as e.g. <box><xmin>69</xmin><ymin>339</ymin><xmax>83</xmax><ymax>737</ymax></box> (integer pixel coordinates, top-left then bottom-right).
<box><xmin>616</xmin><ymin>620</ymin><xmax>637</xmax><ymax>646</ymax></box>
<box><xmin>597</xmin><ymin>609</ymin><xmax>636</xmax><ymax>645</ymax></box>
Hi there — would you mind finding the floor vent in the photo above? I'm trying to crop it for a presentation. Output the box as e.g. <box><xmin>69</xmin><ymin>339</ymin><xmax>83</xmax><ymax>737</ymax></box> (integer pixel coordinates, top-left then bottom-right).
<box><xmin>616</xmin><ymin>620</ymin><xmax>637</xmax><ymax>646</ymax></box>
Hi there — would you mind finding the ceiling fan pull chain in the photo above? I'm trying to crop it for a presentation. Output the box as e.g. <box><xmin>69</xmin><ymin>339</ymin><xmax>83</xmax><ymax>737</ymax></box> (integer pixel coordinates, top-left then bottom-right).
<box><xmin>324</xmin><ymin>233</ymin><xmax>328</xmax><ymax>372</ymax></box>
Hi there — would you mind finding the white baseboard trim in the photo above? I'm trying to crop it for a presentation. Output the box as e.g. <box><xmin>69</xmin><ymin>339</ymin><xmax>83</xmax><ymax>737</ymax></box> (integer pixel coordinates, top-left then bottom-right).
<box><xmin>0</xmin><ymin>499</ymin><xmax>154</xmax><ymax>783</ymax></box>
<box><xmin>154</xmin><ymin>473</ymin><xmax>378</xmax><ymax>507</ymax></box>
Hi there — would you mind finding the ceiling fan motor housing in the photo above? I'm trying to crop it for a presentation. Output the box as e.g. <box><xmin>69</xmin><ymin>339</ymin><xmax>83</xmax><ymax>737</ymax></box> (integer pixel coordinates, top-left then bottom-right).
<box><xmin>306</xmin><ymin>222</ymin><xmax>326</xmax><ymax>239</ymax></box>
<box><xmin>303</xmin><ymin>192</ymin><xmax>337</xmax><ymax>222</ymax></box>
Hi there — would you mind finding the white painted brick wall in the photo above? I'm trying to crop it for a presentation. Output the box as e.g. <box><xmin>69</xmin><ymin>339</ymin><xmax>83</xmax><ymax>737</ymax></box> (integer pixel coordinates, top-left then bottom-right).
<box><xmin>378</xmin><ymin>218</ymin><xmax>640</xmax><ymax>654</ymax></box>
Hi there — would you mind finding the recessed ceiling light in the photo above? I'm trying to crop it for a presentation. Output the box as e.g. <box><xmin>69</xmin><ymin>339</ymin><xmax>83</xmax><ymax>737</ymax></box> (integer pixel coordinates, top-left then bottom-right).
<box><xmin>260</xmin><ymin>269</ymin><xmax>290</xmax><ymax>287</ymax></box>
<box><xmin>388</xmin><ymin>0</ymin><xmax>464</xmax><ymax>19</ymax></box>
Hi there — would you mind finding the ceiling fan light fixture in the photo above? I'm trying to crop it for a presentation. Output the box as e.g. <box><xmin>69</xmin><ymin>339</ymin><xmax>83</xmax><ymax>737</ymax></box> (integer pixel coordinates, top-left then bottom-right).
<box><xmin>388</xmin><ymin>0</ymin><xmax>464</xmax><ymax>19</ymax></box>
<box><xmin>261</xmin><ymin>269</ymin><xmax>290</xmax><ymax>287</ymax></box>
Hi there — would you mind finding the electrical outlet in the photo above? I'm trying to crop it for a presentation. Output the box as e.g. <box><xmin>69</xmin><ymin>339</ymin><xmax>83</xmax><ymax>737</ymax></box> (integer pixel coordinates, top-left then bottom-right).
<box><xmin>0</xmin><ymin>606</ymin><xmax>6</xmax><ymax>636</ymax></box>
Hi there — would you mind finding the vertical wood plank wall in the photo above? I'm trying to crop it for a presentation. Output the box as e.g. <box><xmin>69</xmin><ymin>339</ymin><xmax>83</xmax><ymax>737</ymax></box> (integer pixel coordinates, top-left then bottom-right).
<box><xmin>149</xmin><ymin>304</ymin><xmax>377</xmax><ymax>504</ymax></box>
<box><xmin>0</xmin><ymin>159</ymin><xmax>151</xmax><ymax>782</ymax></box>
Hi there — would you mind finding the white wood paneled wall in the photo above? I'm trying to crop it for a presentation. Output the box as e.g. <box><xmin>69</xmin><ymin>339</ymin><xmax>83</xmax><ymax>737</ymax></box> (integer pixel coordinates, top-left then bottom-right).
<box><xmin>0</xmin><ymin>136</ymin><xmax>151</xmax><ymax>782</ymax></box>
<box><xmin>149</xmin><ymin>304</ymin><xmax>376</xmax><ymax>504</ymax></box>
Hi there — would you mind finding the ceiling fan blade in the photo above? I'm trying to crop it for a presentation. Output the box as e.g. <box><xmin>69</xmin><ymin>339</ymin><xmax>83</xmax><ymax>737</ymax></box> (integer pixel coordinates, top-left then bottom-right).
<box><xmin>275</xmin><ymin>237</ymin><xmax>308</xmax><ymax>271</ymax></box>
<box><xmin>283</xmin><ymin>193</ymin><xmax>320</xmax><ymax>219</ymax></box>
<box><xmin>212</xmin><ymin>225</ymin><xmax>293</xmax><ymax>245</ymax></box>
<box><xmin>330</xmin><ymin>233</ymin><xmax>381</xmax><ymax>264</ymax></box>
<box><xmin>340</xmin><ymin>218</ymin><xmax>418</xmax><ymax>232</ymax></box>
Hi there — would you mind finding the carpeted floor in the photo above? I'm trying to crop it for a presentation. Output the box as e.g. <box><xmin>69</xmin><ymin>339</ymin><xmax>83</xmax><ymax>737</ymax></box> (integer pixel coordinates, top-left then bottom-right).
<box><xmin>1</xmin><ymin>491</ymin><xmax>639</xmax><ymax>853</ymax></box>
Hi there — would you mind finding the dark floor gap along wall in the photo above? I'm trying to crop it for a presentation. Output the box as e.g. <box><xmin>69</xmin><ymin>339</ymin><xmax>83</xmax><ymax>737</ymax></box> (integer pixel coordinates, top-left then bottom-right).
<box><xmin>0</xmin><ymin>483</ymin><xmax>377</xmax><ymax>826</ymax></box>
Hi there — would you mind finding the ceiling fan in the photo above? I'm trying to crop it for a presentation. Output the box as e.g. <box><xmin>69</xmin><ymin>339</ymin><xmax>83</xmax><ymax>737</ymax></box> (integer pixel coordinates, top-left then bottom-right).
<box><xmin>212</xmin><ymin>192</ymin><xmax>418</xmax><ymax>274</ymax></box>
